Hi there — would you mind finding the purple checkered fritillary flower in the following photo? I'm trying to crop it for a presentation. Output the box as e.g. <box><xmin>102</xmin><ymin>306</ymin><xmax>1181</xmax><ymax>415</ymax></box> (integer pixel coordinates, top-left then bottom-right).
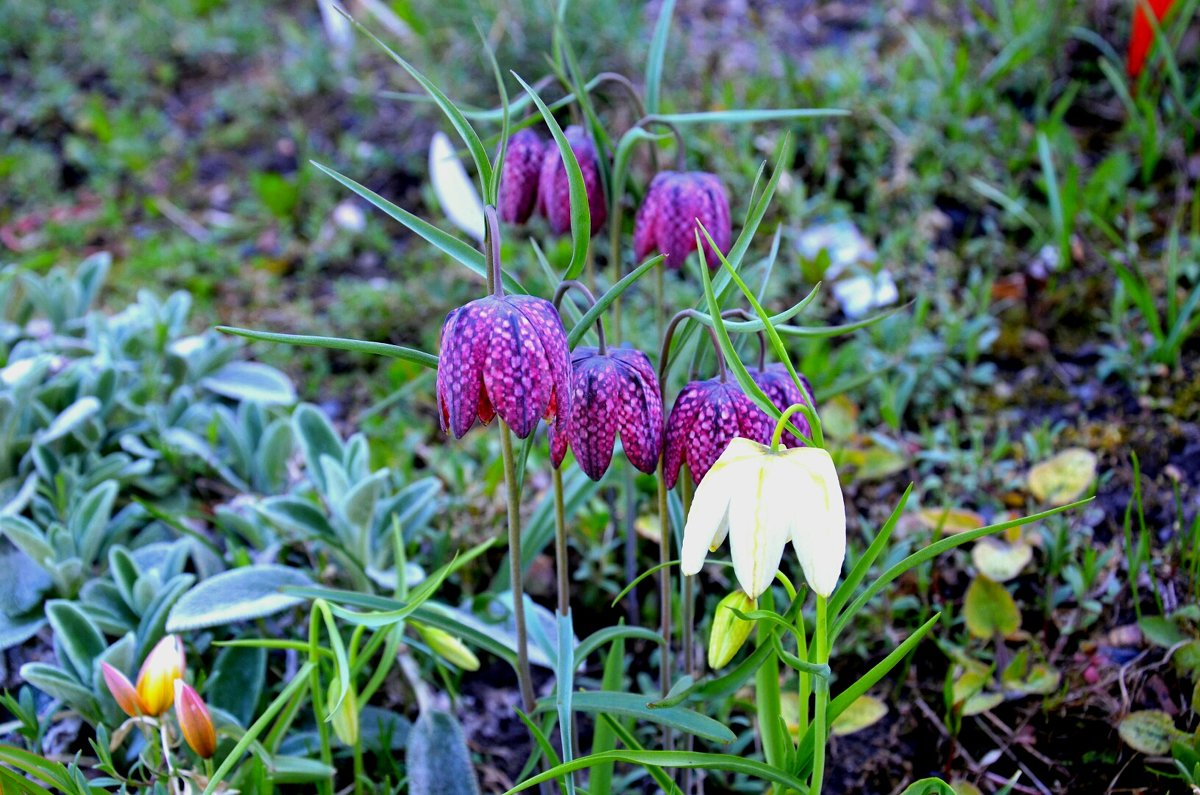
<box><xmin>436</xmin><ymin>294</ymin><xmax>572</xmax><ymax>440</ymax></box>
<box><xmin>663</xmin><ymin>378</ymin><xmax>775</xmax><ymax>489</ymax></box>
<box><xmin>634</xmin><ymin>171</ymin><xmax>732</xmax><ymax>270</ymax></box>
<box><xmin>537</xmin><ymin>125</ymin><xmax>607</xmax><ymax>236</ymax></box>
<box><xmin>751</xmin><ymin>364</ymin><xmax>816</xmax><ymax>448</ymax></box>
<box><xmin>550</xmin><ymin>346</ymin><xmax>663</xmax><ymax>480</ymax></box>
<box><xmin>497</xmin><ymin>129</ymin><xmax>544</xmax><ymax>225</ymax></box>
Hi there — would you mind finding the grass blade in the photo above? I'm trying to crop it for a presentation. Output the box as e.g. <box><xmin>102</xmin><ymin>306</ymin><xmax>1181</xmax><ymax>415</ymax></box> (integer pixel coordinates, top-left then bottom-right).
<box><xmin>513</xmin><ymin>73</ymin><xmax>591</xmax><ymax>280</ymax></box>
<box><xmin>217</xmin><ymin>326</ymin><xmax>438</xmax><ymax>368</ymax></box>
<box><xmin>644</xmin><ymin>0</ymin><xmax>676</xmax><ymax>115</ymax></box>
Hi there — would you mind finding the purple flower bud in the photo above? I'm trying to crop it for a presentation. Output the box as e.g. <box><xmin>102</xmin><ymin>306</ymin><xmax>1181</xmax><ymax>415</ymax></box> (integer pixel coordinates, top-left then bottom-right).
<box><xmin>436</xmin><ymin>294</ymin><xmax>572</xmax><ymax>439</ymax></box>
<box><xmin>750</xmin><ymin>364</ymin><xmax>815</xmax><ymax>448</ymax></box>
<box><xmin>664</xmin><ymin>378</ymin><xmax>774</xmax><ymax>489</ymax></box>
<box><xmin>498</xmin><ymin>129</ymin><xmax>544</xmax><ymax>225</ymax></box>
<box><xmin>634</xmin><ymin>171</ymin><xmax>732</xmax><ymax>270</ymax></box>
<box><xmin>537</xmin><ymin>125</ymin><xmax>607</xmax><ymax>236</ymax></box>
<box><xmin>550</xmin><ymin>346</ymin><xmax>663</xmax><ymax>480</ymax></box>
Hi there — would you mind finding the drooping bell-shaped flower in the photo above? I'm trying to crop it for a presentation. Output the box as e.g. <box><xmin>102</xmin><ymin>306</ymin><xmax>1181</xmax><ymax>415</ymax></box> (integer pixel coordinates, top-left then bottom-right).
<box><xmin>174</xmin><ymin>680</ymin><xmax>217</xmax><ymax>759</ymax></box>
<box><xmin>537</xmin><ymin>125</ymin><xmax>607</xmax><ymax>236</ymax></box>
<box><xmin>497</xmin><ymin>129</ymin><xmax>544</xmax><ymax>225</ymax></box>
<box><xmin>634</xmin><ymin>171</ymin><xmax>732</xmax><ymax>269</ymax></box>
<box><xmin>436</xmin><ymin>294</ymin><xmax>572</xmax><ymax>440</ymax></box>
<box><xmin>664</xmin><ymin>378</ymin><xmax>774</xmax><ymax>489</ymax></box>
<box><xmin>751</xmin><ymin>364</ymin><xmax>815</xmax><ymax>448</ymax></box>
<box><xmin>135</xmin><ymin>635</ymin><xmax>186</xmax><ymax>717</ymax></box>
<box><xmin>550</xmin><ymin>345</ymin><xmax>663</xmax><ymax>480</ymax></box>
<box><xmin>681</xmin><ymin>437</ymin><xmax>846</xmax><ymax>599</ymax></box>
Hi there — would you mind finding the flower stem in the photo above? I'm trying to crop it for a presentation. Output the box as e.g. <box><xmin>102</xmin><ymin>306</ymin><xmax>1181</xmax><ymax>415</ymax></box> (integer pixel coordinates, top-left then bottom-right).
<box><xmin>500</xmin><ymin>418</ymin><xmax>537</xmax><ymax>714</ymax></box>
<box><xmin>552</xmin><ymin>280</ymin><xmax>605</xmax><ymax>355</ymax></box>
<box><xmin>659</xmin><ymin>308</ymin><xmax>728</xmax><ymax>384</ymax></box>
<box><xmin>811</xmin><ymin>595</ymin><xmax>830</xmax><ymax>795</ymax></box>
<box><xmin>655</xmin><ymin>459</ymin><xmax>674</xmax><ymax>751</ymax></box>
<box><xmin>485</xmin><ymin>205</ymin><xmax>503</xmax><ymax>297</ymax></box>
<box><xmin>353</xmin><ymin>739</ymin><xmax>365</xmax><ymax>795</ymax></box>
<box><xmin>552</xmin><ymin>466</ymin><xmax>570</xmax><ymax>617</ymax></box>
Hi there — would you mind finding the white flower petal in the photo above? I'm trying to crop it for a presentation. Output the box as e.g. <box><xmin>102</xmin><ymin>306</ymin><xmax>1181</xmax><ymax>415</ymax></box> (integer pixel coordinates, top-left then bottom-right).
<box><xmin>727</xmin><ymin>458</ymin><xmax>792</xmax><ymax>599</ymax></box>
<box><xmin>429</xmin><ymin>132</ymin><xmax>485</xmax><ymax>241</ymax></box>
<box><xmin>680</xmin><ymin>462</ymin><xmax>737</xmax><ymax>576</ymax></box>
<box><xmin>781</xmin><ymin>448</ymin><xmax>846</xmax><ymax>597</ymax></box>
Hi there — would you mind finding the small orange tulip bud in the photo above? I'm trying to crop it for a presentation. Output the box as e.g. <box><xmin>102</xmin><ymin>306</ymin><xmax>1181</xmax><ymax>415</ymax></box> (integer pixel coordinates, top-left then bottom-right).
<box><xmin>101</xmin><ymin>662</ymin><xmax>147</xmax><ymax>718</ymax></box>
<box><xmin>174</xmin><ymin>681</ymin><xmax>217</xmax><ymax>759</ymax></box>
<box><xmin>136</xmin><ymin>635</ymin><xmax>186</xmax><ymax>716</ymax></box>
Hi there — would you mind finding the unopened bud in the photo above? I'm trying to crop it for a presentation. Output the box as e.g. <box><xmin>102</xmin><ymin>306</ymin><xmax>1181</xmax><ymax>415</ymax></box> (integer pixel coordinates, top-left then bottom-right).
<box><xmin>327</xmin><ymin>678</ymin><xmax>359</xmax><ymax>746</ymax></box>
<box><xmin>415</xmin><ymin>623</ymin><xmax>480</xmax><ymax>671</ymax></box>
<box><xmin>101</xmin><ymin>662</ymin><xmax>146</xmax><ymax>718</ymax></box>
<box><xmin>174</xmin><ymin>680</ymin><xmax>217</xmax><ymax>759</ymax></box>
<box><xmin>707</xmin><ymin>591</ymin><xmax>756</xmax><ymax>670</ymax></box>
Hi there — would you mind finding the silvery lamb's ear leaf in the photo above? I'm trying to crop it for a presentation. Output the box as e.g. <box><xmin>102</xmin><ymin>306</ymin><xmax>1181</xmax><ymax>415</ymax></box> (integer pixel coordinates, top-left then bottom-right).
<box><xmin>51</xmin><ymin>558</ymin><xmax>85</xmax><ymax>600</ymax></box>
<box><xmin>108</xmin><ymin>547</ymin><xmax>140</xmax><ymax>610</ymax></box>
<box><xmin>0</xmin><ymin>610</ymin><xmax>45</xmax><ymax>651</ymax></box>
<box><xmin>201</xmin><ymin>362</ymin><xmax>297</xmax><ymax>406</ymax></box>
<box><xmin>0</xmin><ymin>516</ymin><xmax>53</xmax><ymax>575</ymax></box>
<box><xmin>258</xmin><ymin>497</ymin><xmax>338</xmax><ymax>543</ymax></box>
<box><xmin>75</xmin><ymin>252</ymin><xmax>111</xmax><ymax>313</ymax></box>
<box><xmin>20</xmin><ymin>662</ymin><xmax>100</xmax><ymax>723</ymax></box>
<box><xmin>167</xmin><ymin>565</ymin><xmax>313</xmax><ymax>632</ymax></box>
<box><xmin>38</xmin><ymin>397</ymin><xmax>101</xmax><ymax>446</ymax></box>
<box><xmin>373</xmin><ymin>477</ymin><xmax>441</xmax><ymax>543</ymax></box>
<box><xmin>344</xmin><ymin>434</ymin><xmax>369</xmax><ymax>480</ymax></box>
<box><xmin>292</xmin><ymin>404</ymin><xmax>343</xmax><ymax>493</ymax></box>
<box><xmin>407</xmin><ymin>710</ymin><xmax>481</xmax><ymax>795</ymax></box>
<box><xmin>342</xmin><ymin>471</ymin><xmax>388</xmax><ymax>532</ymax></box>
<box><xmin>208</xmin><ymin>644</ymin><xmax>266</xmax><ymax>728</ymax></box>
<box><xmin>69</xmin><ymin>480</ymin><xmax>118</xmax><ymax>566</ymax></box>
<box><xmin>135</xmin><ymin>573</ymin><xmax>194</xmax><ymax>655</ymax></box>
<box><xmin>45</xmin><ymin>600</ymin><xmax>107</xmax><ymax>680</ymax></box>
<box><xmin>0</xmin><ymin>548</ymin><xmax>52</xmax><ymax>619</ymax></box>
<box><xmin>320</xmin><ymin>454</ymin><xmax>350</xmax><ymax>507</ymax></box>
<box><xmin>256</xmin><ymin>419</ymin><xmax>293</xmax><ymax>494</ymax></box>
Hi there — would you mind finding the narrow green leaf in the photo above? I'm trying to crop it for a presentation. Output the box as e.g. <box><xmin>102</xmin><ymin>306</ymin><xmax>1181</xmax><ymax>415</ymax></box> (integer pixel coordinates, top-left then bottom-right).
<box><xmin>574</xmin><ymin>625</ymin><xmax>664</xmax><ymax>663</ymax></box>
<box><xmin>311</xmin><ymin>161</ymin><xmax>524</xmax><ymax>294</ymax></box>
<box><xmin>567</xmin><ymin>254</ymin><xmax>665</xmax><ymax>348</ymax></box>
<box><xmin>644</xmin><ymin>0</ymin><xmax>676</xmax><ymax>114</ymax></box>
<box><xmin>829</xmin><ymin>485</ymin><xmax>913</xmax><ymax>618</ymax></box>
<box><xmin>203</xmin><ymin>662</ymin><xmax>316</xmax><ymax>795</ymax></box>
<box><xmin>338</xmin><ymin>12</ymin><xmax>492</xmax><ymax>195</ymax></box>
<box><xmin>595</xmin><ymin>714</ymin><xmax>682</xmax><ymax>795</ymax></box>
<box><xmin>217</xmin><ymin>326</ymin><xmax>438</xmax><ymax>368</ymax></box>
<box><xmin>503</xmin><ymin>750</ymin><xmax>809</xmax><ymax>794</ymax></box>
<box><xmin>513</xmin><ymin>73</ymin><xmax>591</xmax><ymax>280</ymax></box>
<box><xmin>831</xmin><ymin>500</ymin><xmax>1090</xmax><ymax>640</ymax></box>
<box><xmin>555</xmin><ymin>612</ymin><xmax>577</xmax><ymax>795</ymax></box>
<box><xmin>589</xmin><ymin>631</ymin><xmax>624</xmax><ymax>795</ymax></box>
<box><xmin>646</xmin><ymin>109</ymin><xmax>849</xmax><ymax>125</ymax></box>
<box><xmin>564</xmin><ymin>691</ymin><xmax>734</xmax><ymax>744</ymax></box>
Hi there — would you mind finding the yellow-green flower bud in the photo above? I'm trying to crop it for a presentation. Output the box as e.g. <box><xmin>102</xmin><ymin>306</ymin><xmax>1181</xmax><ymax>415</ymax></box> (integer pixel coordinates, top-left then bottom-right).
<box><xmin>707</xmin><ymin>590</ymin><xmax>757</xmax><ymax>670</ymax></box>
<box><xmin>415</xmin><ymin>623</ymin><xmax>480</xmax><ymax>671</ymax></box>
<box><xmin>327</xmin><ymin>679</ymin><xmax>359</xmax><ymax>746</ymax></box>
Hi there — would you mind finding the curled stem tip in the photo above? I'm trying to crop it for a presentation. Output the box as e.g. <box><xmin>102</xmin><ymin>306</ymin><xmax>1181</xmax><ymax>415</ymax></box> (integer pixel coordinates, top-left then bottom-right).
<box><xmin>553</xmin><ymin>279</ymin><xmax>606</xmax><ymax>354</ymax></box>
<box><xmin>659</xmin><ymin>307</ymin><xmax>727</xmax><ymax>386</ymax></box>
<box><xmin>636</xmin><ymin>116</ymin><xmax>688</xmax><ymax>171</ymax></box>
